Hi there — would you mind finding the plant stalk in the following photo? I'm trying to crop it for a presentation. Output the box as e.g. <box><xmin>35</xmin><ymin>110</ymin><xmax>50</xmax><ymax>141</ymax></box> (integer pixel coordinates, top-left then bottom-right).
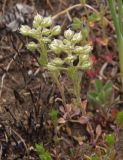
<box><xmin>108</xmin><ymin>0</ymin><xmax>123</xmax><ymax>87</ymax></box>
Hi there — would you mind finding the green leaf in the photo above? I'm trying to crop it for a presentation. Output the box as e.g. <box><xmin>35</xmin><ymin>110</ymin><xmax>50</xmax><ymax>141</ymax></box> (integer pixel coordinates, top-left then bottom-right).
<box><xmin>88</xmin><ymin>92</ymin><xmax>98</xmax><ymax>102</ymax></box>
<box><xmin>103</xmin><ymin>81</ymin><xmax>112</xmax><ymax>92</ymax></box>
<box><xmin>95</xmin><ymin>79</ymin><xmax>103</xmax><ymax>92</ymax></box>
<box><xmin>88</xmin><ymin>12</ymin><xmax>101</xmax><ymax>23</ymax></box>
<box><xmin>35</xmin><ymin>144</ymin><xmax>52</xmax><ymax>160</ymax></box>
<box><xmin>50</xmin><ymin>109</ymin><xmax>58</xmax><ymax>124</ymax></box>
<box><xmin>81</xmin><ymin>27</ymin><xmax>89</xmax><ymax>39</ymax></box>
<box><xmin>72</xmin><ymin>17</ymin><xmax>82</xmax><ymax>30</ymax></box>
<box><xmin>91</xmin><ymin>154</ymin><xmax>99</xmax><ymax>160</ymax></box>
<box><xmin>116</xmin><ymin>111</ymin><xmax>123</xmax><ymax>126</ymax></box>
<box><xmin>98</xmin><ymin>91</ymin><xmax>107</xmax><ymax>104</ymax></box>
<box><xmin>105</xmin><ymin>134</ymin><xmax>115</xmax><ymax>147</ymax></box>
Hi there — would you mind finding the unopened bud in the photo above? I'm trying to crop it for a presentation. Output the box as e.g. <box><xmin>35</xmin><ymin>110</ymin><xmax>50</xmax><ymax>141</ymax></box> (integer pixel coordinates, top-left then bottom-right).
<box><xmin>42</xmin><ymin>28</ymin><xmax>51</xmax><ymax>36</ymax></box>
<box><xmin>42</xmin><ymin>37</ymin><xmax>51</xmax><ymax>43</ymax></box>
<box><xmin>64</xmin><ymin>29</ymin><xmax>74</xmax><ymax>40</ymax></box>
<box><xmin>20</xmin><ymin>25</ymin><xmax>31</xmax><ymax>36</ymax></box>
<box><xmin>74</xmin><ymin>46</ymin><xmax>84</xmax><ymax>54</ymax></box>
<box><xmin>47</xmin><ymin>63</ymin><xmax>57</xmax><ymax>71</ymax></box>
<box><xmin>51</xmin><ymin>58</ymin><xmax>64</xmax><ymax>67</ymax></box>
<box><xmin>49</xmin><ymin>39</ymin><xmax>64</xmax><ymax>54</ymax></box>
<box><xmin>64</xmin><ymin>55</ymin><xmax>76</xmax><ymax>64</ymax></box>
<box><xmin>52</xmin><ymin>25</ymin><xmax>61</xmax><ymax>36</ymax></box>
<box><xmin>71</xmin><ymin>32</ymin><xmax>82</xmax><ymax>44</ymax></box>
<box><xmin>33</xmin><ymin>14</ymin><xmax>43</xmax><ymax>28</ymax></box>
<box><xmin>81</xmin><ymin>61</ymin><xmax>92</xmax><ymax>70</ymax></box>
<box><xmin>27</xmin><ymin>42</ymin><xmax>38</xmax><ymax>51</ymax></box>
<box><xmin>42</xmin><ymin>17</ymin><xmax>52</xmax><ymax>27</ymax></box>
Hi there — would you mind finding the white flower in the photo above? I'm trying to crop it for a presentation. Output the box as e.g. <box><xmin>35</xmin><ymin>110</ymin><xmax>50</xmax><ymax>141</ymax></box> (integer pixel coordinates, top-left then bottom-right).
<box><xmin>33</xmin><ymin>14</ymin><xmax>43</xmax><ymax>28</ymax></box>
<box><xmin>64</xmin><ymin>29</ymin><xmax>74</xmax><ymax>40</ymax></box>
<box><xmin>49</xmin><ymin>39</ymin><xmax>64</xmax><ymax>54</ymax></box>
<box><xmin>71</xmin><ymin>32</ymin><xmax>82</xmax><ymax>44</ymax></box>
<box><xmin>20</xmin><ymin>25</ymin><xmax>31</xmax><ymax>36</ymax></box>
<box><xmin>42</xmin><ymin>28</ymin><xmax>51</xmax><ymax>36</ymax></box>
<box><xmin>26</xmin><ymin>42</ymin><xmax>38</xmax><ymax>51</ymax></box>
<box><xmin>42</xmin><ymin>16</ymin><xmax>52</xmax><ymax>27</ymax></box>
<box><xmin>51</xmin><ymin>25</ymin><xmax>61</xmax><ymax>36</ymax></box>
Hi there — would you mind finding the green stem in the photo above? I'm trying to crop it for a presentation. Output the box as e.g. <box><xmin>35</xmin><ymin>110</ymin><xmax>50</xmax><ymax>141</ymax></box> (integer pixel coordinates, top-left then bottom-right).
<box><xmin>108</xmin><ymin>0</ymin><xmax>123</xmax><ymax>88</ymax></box>
<box><xmin>118</xmin><ymin>37</ymin><xmax>123</xmax><ymax>86</ymax></box>
<box><xmin>118</xmin><ymin>0</ymin><xmax>123</xmax><ymax>33</ymax></box>
<box><xmin>52</xmin><ymin>73</ymin><xmax>66</xmax><ymax>106</ymax></box>
<box><xmin>39</xmin><ymin>41</ymin><xmax>48</xmax><ymax>66</ymax></box>
<box><xmin>108</xmin><ymin>0</ymin><xmax>121</xmax><ymax>39</ymax></box>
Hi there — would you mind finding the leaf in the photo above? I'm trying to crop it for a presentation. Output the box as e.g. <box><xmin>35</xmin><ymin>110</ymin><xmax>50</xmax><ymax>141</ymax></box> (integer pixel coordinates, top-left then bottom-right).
<box><xmin>35</xmin><ymin>144</ymin><xmax>52</xmax><ymax>160</ymax></box>
<box><xmin>88</xmin><ymin>92</ymin><xmax>98</xmax><ymax>102</ymax></box>
<box><xmin>88</xmin><ymin>12</ymin><xmax>101</xmax><ymax>23</ymax></box>
<box><xmin>105</xmin><ymin>134</ymin><xmax>116</xmax><ymax>147</ymax></box>
<box><xmin>96</xmin><ymin>124</ymin><xmax>102</xmax><ymax>137</ymax></box>
<box><xmin>103</xmin><ymin>81</ymin><xmax>112</xmax><ymax>92</ymax></box>
<box><xmin>116</xmin><ymin>111</ymin><xmax>123</xmax><ymax>126</ymax></box>
<box><xmin>73</xmin><ymin>136</ymin><xmax>84</xmax><ymax>145</ymax></box>
<box><xmin>95</xmin><ymin>79</ymin><xmax>103</xmax><ymax>92</ymax></box>
<box><xmin>58</xmin><ymin>118</ymin><xmax>66</xmax><ymax>124</ymax></box>
<box><xmin>82</xmin><ymin>27</ymin><xmax>89</xmax><ymax>39</ymax></box>
<box><xmin>78</xmin><ymin>116</ymin><xmax>89</xmax><ymax>124</ymax></box>
<box><xmin>91</xmin><ymin>154</ymin><xmax>99</xmax><ymax>160</ymax></box>
<box><xmin>72</xmin><ymin>17</ymin><xmax>82</xmax><ymax>30</ymax></box>
<box><xmin>50</xmin><ymin>109</ymin><xmax>58</xmax><ymax>124</ymax></box>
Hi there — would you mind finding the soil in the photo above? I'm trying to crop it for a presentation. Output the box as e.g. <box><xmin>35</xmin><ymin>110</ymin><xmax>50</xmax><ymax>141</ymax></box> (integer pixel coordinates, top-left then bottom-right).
<box><xmin>0</xmin><ymin>0</ymin><xmax>123</xmax><ymax>160</ymax></box>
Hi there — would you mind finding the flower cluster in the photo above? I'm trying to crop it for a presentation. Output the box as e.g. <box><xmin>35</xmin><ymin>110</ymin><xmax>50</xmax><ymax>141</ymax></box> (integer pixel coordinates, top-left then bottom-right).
<box><xmin>49</xmin><ymin>29</ymin><xmax>92</xmax><ymax>71</ymax></box>
<box><xmin>20</xmin><ymin>14</ymin><xmax>61</xmax><ymax>52</ymax></box>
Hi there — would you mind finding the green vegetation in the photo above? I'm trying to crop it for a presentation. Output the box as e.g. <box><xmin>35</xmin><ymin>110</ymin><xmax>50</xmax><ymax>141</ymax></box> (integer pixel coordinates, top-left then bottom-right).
<box><xmin>20</xmin><ymin>15</ymin><xmax>92</xmax><ymax>111</ymax></box>
<box><xmin>108</xmin><ymin>0</ymin><xmax>123</xmax><ymax>86</ymax></box>
<box><xmin>88</xmin><ymin>79</ymin><xmax>112</xmax><ymax>110</ymax></box>
<box><xmin>35</xmin><ymin>144</ymin><xmax>52</xmax><ymax>160</ymax></box>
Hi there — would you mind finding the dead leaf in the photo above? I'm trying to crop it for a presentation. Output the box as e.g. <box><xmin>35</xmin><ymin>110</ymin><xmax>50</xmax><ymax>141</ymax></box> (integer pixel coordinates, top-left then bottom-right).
<box><xmin>77</xmin><ymin>116</ymin><xmax>89</xmax><ymax>124</ymax></box>
<box><xmin>66</xmin><ymin>104</ymin><xmax>72</xmax><ymax>113</ymax></box>
<box><xmin>70</xmin><ymin>116</ymin><xmax>89</xmax><ymax>124</ymax></box>
<box><xmin>81</xmin><ymin>100</ymin><xmax>88</xmax><ymax>113</ymax></box>
<box><xmin>96</xmin><ymin>124</ymin><xmax>102</xmax><ymax>137</ymax></box>
<box><xmin>58</xmin><ymin>118</ymin><xmax>66</xmax><ymax>124</ymax></box>
<box><xmin>65</xmin><ymin>127</ymin><xmax>72</xmax><ymax>136</ymax></box>
<box><xmin>73</xmin><ymin>136</ymin><xmax>84</xmax><ymax>145</ymax></box>
<box><xmin>71</xmin><ymin>108</ymin><xmax>81</xmax><ymax>118</ymax></box>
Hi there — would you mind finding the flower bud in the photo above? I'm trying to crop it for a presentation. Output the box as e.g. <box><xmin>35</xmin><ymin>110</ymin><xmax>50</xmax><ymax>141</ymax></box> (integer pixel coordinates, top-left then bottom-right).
<box><xmin>82</xmin><ymin>45</ymin><xmax>93</xmax><ymax>54</ymax></box>
<box><xmin>74</xmin><ymin>46</ymin><xmax>84</xmax><ymax>54</ymax></box>
<box><xmin>42</xmin><ymin>37</ymin><xmax>51</xmax><ymax>43</ymax></box>
<box><xmin>33</xmin><ymin>14</ymin><xmax>43</xmax><ymax>28</ymax></box>
<box><xmin>51</xmin><ymin>58</ymin><xmax>64</xmax><ymax>67</ymax></box>
<box><xmin>74</xmin><ymin>45</ymin><xmax>92</xmax><ymax>54</ymax></box>
<box><xmin>20</xmin><ymin>25</ymin><xmax>32</xmax><ymax>36</ymax></box>
<box><xmin>26</xmin><ymin>42</ymin><xmax>38</xmax><ymax>51</ymax></box>
<box><xmin>42</xmin><ymin>16</ymin><xmax>52</xmax><ymax>27</ymax></box>
<box><xmin>64</xmin><ymin>55</ymin><xmax>76</xmax><ymax>64</ymax></box>
<box><xmin>79</xmin><ymin>54</ymin><xmax>89</xmax><ymax>61</ymax></box>
<box><xmin>64</xmin><ymin>29</ymin><xmax>74</xmax><ymax>40</ymax></box>
<box><xmin>29</xmin><ymin>29</ymin><xmax>38</xmax><ymax>38</ymax></box>
<box><xmin>51</xmin><ymin>25</ymin><xmax>61</xmax><ymax>36</ymax></box>
<box><xmin>47</xmin><ymin>63</ymin><xmax>57</xmax><ymax>71</ymax></box>
<box><xmin>71</xmin><ymin>32</ymin><xmax>82</xmax><ymax>44</ymax></box>
<box><xmin>49</xmin><ymin>39</ymin><xmax>64</xmax><ymax>54</ymax></box>
<box><xmin>81</xmin><ymin>61</ymin><xmax>92</xmax><ymax>70</ymax></box>
<box><xmin>42</xmin><ymin>28</ymin><xmax>51</xmax><ymax>36</ymax></box>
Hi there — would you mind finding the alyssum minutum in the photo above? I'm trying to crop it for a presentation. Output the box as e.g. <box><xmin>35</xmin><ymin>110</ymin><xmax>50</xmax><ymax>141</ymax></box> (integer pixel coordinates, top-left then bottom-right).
<box><xmin>20</xmin><ymin>14</ymin><xmax>93</xmax><ymax>113</ymax></box>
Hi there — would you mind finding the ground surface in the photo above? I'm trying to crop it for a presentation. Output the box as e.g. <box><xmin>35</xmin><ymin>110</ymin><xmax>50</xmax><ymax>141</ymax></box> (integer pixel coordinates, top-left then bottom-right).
<box><xmin>0</xmin><ymin>0</ymin><xmax>123</xmax><ymax>160</ymax></box>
